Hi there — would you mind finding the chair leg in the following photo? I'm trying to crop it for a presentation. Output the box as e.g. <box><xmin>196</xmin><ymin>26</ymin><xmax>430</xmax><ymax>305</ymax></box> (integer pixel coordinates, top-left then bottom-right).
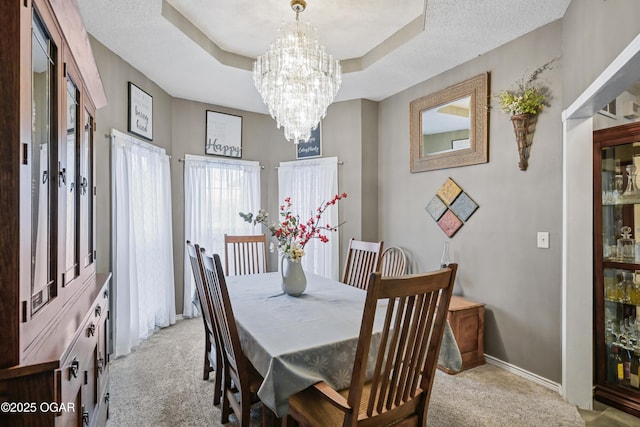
<box><xmin>212</xmin><ymin>368</ymin><xmax>222</xmax><ymax>406</ymax></box>
<box><xmin>220</xmin><ymin>369</ymin><xmax>232</xmax><ymax>424</ymax></box>
<box><xmin>212</xmin><ymin>346</ymin><xmax>222</xmax><ymax>405</ymax></box>
<box><xmin>203</xmin><ymin>332</ymin><xmax>212</xmax><ymax>380</ymax></box>
<box><xmin>240</xmin><ymin>389</ymin><xmax>251</xmax><ymax>427</ymax></box>
<box><xmin>262</xmin><ymin>405</ymin><xmax>287</xmax><ymax>427</ymax></box>
<box><xmin>282</xmin><ymin>415</ymin><xmax>299</xmax><ymax>427</ymax></box>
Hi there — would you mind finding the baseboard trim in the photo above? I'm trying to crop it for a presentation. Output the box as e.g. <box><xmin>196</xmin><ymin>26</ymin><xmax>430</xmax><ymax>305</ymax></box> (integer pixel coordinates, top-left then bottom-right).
<box><xmin>485</xmin><ymin>354</ymin><xmax>562</xmax><ymax>394</ymax></box>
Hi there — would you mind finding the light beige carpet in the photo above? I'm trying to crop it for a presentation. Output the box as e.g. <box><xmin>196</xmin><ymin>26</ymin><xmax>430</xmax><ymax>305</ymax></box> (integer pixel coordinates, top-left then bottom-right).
<box><xmin>106</xmin><ymin>317</ymin><xmax>584</xmax><ymax>426</ymax></box>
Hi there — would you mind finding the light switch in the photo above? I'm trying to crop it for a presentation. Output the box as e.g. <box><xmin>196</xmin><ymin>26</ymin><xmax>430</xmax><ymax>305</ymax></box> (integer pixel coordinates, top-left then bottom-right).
<box><xmin>537</xmin><ymin>231</ymin><xmax>550</xmax><ymax>249</ymax></box>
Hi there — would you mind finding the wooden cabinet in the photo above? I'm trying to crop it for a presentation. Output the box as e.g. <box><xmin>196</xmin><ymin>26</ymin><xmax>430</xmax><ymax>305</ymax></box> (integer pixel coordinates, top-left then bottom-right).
<box><xmin>0</xmin><ymin>0</ymin><xmax>108</xmax><ymax>425</ymax></box>
<box><xmin>593</xmin><ymin>122</ymin><xmax>640</xmax><ymax>417</ymax></box>
<box><xmin>438</xmin><ymin>295</ymin><xmax>485</xmax><ymax>374</ymax></box>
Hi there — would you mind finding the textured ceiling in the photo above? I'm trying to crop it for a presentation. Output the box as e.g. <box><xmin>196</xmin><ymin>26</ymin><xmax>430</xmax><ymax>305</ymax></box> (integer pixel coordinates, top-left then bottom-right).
<box><xmin>77</xmin><ymin>0</ymin><xmax>571</xmax><ymax>114</ymax></box>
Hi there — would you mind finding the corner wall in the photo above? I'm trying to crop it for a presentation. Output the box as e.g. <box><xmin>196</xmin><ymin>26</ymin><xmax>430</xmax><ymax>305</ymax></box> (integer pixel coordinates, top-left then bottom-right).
<box><xmin>90</xmin><ymin>37</ymin><xmax>173</xmax><ymax>277</ymax></box>
<box><xmin>378</xmin><ymin>21</ymin><xmax>564</xmax><ymax>382</ymax></box>
<box><xmin>91</xmin><ymin>32</ymin><xmax>378</xmax><ymax>314</ymax></box>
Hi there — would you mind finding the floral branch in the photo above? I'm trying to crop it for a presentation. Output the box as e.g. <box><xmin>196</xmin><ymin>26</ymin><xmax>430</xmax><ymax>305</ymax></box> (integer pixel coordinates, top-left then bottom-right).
<box><xmin>240</xmin><ymin>193</ymin><xmax>347</xmax><ymax>261</ymax></box>
<box><xmin>495</xmin><ymin>57</ymin><xmax>558</xmax><ymax>115</ymax></box>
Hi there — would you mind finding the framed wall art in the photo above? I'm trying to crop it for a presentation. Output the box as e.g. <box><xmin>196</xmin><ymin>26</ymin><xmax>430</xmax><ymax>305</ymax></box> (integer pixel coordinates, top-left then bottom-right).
<box><xmin>128</xmin><ymin>82</ymin><xmax>153</xmax><ymax>140</ymax></box>
<box><xmin>205</xmin><ymin>110</ymin><xmax>242</xmax><ymax>158</ymax></box>
<box><xmin>296</xmin><ymin>124</ymin><xmax>322</xmax><ymax>159</ymax></box>
<box><xmin>410</xmin><ymin>73</ymin><xmax>489</xmax><ymax>172</ymax></box>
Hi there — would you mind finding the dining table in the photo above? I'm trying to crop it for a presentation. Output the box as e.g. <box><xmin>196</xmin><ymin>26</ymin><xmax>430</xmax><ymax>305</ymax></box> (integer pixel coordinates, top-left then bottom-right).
<box><xmin>225</xmin><ymin>271</ymin><xmax>462</xmax><ymax>417</ymax></box>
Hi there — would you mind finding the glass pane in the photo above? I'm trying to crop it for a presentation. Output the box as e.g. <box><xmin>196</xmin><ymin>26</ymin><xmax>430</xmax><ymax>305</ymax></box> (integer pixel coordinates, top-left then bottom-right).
<box><xmin>31</xmin><ymin>16</ymin><xmax>54</xmax><ymax>309</ymax></box>
<box><xmin>64</xmin><ymin>77</ymin><xmax>78</xmax><ymax>283</ymax></box>
<box><xmin>601</xmin><ymin>144</ymin><xmax>640</xmax><ymax>262</ymax></box>
<box><xmin>603</xmin><ymin>268</ymin><xmax>640</xmax><ymax>389</ymax></box>
<box><xmin>81</xmin><ymin>109</ymin><xmax>93</xmax><ymax>266</ymax></box>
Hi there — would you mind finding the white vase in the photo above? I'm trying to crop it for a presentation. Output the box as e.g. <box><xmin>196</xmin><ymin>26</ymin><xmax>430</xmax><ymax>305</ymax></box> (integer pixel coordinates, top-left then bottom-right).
<box><xmin>280</xmin><ymin>256</ymin><xmax>307</xmax><ymax>297</ymax></box>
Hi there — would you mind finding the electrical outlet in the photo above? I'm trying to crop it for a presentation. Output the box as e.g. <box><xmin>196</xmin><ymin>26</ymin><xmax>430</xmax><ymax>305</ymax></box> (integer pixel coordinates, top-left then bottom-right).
<box><xmin>537</xmin><ymin>232</ymin><xmax>550</xmax><ymax>249</ymax></box>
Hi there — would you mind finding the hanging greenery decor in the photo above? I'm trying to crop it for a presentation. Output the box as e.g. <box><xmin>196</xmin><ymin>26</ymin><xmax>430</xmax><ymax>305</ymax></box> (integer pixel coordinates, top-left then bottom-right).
<box><xmin>495</xmin><ymin>58</ymin><xmax>557</xmax><ymax>171</ymax></box>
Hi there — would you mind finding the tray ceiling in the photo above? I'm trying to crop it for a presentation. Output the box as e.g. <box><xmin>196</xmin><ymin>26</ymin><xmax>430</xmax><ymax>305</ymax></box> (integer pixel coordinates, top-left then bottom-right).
<box><xmin>77</xmin><ymin>0</ymin><xmax>571</xmax><ymax>114</ymax></box>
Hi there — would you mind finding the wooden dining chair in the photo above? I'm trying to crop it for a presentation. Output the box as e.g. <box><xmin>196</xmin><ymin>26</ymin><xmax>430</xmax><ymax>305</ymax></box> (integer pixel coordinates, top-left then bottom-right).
<box><xmin>224</xmin><ymin>234</ymin><xmax>269</xmax><ymax>275</ymax></box>
<box><xmin>341</xmin><ymin>238</ymin><xmax>384</xmax><ymax>290</ymax></box>
<box><xmin>288</xmin><ymin>264</ymin><xmax>458</xmax><ymax>427</ymax></box>
<box><xmin>380</xmin><ymin>246</ymin><xmax>408</xmax><ymax>277</ymax></box>
<box><xmin>186</xmin><ymin>240</ymin><xmax>223</xmax><ymax>406</ymax></box>
<box><xmin>201</xmin><ymin>251</ymin><xmax>264</xmax><ymax>427</ymax></box>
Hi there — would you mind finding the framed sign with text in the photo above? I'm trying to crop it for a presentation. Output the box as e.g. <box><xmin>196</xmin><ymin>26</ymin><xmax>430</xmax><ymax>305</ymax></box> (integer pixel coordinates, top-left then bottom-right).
<box><xmin>128</xmin><ymin>82</ymin><xmax>153</xmax><ymax>140</ymax></box>
<box><xmin>205</xmin><ymin>110</ymin><xmax>242</xmax><ymax>158</ymax></box>
<box><xmin>296</xmin><ymin>124</ymin><xmax>322</xmax><ymax>159</ymax></box>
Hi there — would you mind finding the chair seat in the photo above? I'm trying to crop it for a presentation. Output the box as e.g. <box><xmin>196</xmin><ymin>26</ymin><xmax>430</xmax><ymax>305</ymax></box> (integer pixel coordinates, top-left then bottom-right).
<box><xmin>289</xmin><ymin>382</ymin><xmax>421</xmax><ymax>427</ymax></box>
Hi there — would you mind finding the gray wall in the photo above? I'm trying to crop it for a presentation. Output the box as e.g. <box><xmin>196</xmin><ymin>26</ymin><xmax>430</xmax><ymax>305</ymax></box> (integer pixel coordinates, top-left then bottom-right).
<box><xmin>562</xmin><ymin>0</ymin><xmax>640</xmax><ymax>111</ymax></box>
<box><xmin>378</xmin><ymin>21</ymin><xmax>564</xmax><ymax>382</ymax></box>
<box><xmin>90</xmin><ymin>38</ymin><xmax>173</xmax><ymax>277</ymax></box>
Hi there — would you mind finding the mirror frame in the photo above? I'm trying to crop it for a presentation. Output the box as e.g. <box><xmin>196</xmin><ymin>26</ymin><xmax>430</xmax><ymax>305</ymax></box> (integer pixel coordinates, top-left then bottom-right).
<box><xmin>410</xmin><ymin>72</ymin><xmax>489</xmax><ymax>172</ymax></box>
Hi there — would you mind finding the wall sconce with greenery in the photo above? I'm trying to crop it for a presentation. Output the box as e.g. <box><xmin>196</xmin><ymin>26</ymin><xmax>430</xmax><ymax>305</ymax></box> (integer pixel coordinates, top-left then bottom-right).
<box><xmin>496</xmin><ymin>58</ymin><xmax>556</xmax><ymax>171</ymax></box>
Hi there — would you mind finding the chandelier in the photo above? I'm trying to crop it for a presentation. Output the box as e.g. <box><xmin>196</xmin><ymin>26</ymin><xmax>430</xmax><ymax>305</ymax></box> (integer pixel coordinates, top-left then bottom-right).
<box><xmin>253</xmin><ymin>0</ymin><xmax>341</xmax><ymax>144</ymax></box>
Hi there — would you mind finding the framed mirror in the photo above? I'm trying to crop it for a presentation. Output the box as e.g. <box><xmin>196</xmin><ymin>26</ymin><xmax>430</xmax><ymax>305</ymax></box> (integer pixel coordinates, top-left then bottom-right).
<box><xmin>410</xmin><ymin>73</ymin><xmax>489</xmax><ymax>172</ymax></box>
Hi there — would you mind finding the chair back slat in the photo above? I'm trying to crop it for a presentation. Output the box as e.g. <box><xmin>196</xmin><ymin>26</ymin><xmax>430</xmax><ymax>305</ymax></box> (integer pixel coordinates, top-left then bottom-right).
<box><xmin>186</xmin><ymin>241</ymin><xmax>216</xmax><ymax>343</ymax></box>
<box><xmin>381</xmin><ymin>246</ymin><xmax>408</xmax><ymax>277</ymax></box>
<box><xmin>348</xmin><ymin>265</ymin><xmax>457</xmax><ymax>422</ymax></box>
<box><xmin>186</xmin><ymin>241</ymin><xmax>225</xmax><ymax>404</ymax></box>
<box><xmin>201</xmin><ymin>252</ymin><xmax>248</xmax><ymax>377</ymax></box>
<box><xmin>224</xmin><ymin>234</ymin><xmax>269</xmax><ymax>276</ymax></box>
<box><xmin>201</xmin><ymin>251</ymin><xmax>262</xmax><ymax>426</ymax></box>
<box><xmin>342</xmin><ymin>238</ymin><xmax>384</xmax><ymax>290</ymax></box>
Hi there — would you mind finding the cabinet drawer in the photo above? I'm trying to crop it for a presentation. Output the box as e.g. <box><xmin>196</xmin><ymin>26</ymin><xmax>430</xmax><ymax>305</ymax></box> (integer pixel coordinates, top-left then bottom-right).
<box><xmin>56</xmin><ymin>326</ymin><xmax>95</xmax><ymax>409</ymax></box>
<box><xmin>56</xmin><ymin>294</ymin><xmax>103</xmax><ymax>424</ymax></box>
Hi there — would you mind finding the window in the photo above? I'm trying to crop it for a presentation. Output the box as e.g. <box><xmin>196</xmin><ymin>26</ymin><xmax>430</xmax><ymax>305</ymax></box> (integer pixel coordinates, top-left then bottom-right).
<box><xmin>182</xmin><ymin>154</ymin><xmax>261</xmax><ymax>317</ymax></box>
<box><xmin>278</xmin><ymin>157</ymin><xmax>340</xmax><ymax>279</ymax></box>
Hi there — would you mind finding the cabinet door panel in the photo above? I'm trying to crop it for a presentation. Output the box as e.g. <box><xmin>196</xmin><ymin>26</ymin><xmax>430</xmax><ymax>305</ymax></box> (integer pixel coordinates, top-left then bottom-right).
<box><xmin>31</xmin><ymin>11</ymin><xmax>58</xmax><ymax>313</ymax></box>
<box><xmin>79</xmin><ymin>109</ymin><xmax>94</xmax><ymax>269</ymax></box>
<box><xmin>594</xmin><ymin>122</ymin><xmax>640</xmax><ymax>417</ymax></box>
<box><xmin>61</xmin><ymin>74</ymin><xmax>80</xmax><ymax>286</ymax></box>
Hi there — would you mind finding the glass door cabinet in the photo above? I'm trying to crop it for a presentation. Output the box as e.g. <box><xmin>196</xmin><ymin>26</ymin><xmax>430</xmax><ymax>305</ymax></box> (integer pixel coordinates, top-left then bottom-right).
<box><xmin>594</xmin><ymin>121</ymin><xmax>640</xmax><ymax>416</ymax></box>
<box><xmin>0</xmin><ymin>1</ymin><xmax>108</xmax><ymax>425</ymax></box>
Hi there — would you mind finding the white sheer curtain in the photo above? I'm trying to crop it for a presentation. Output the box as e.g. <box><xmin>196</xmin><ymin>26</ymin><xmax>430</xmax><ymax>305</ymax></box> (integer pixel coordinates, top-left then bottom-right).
<box><xmin>183</xmin><ymin>154</ymin><xmax>261</xmax><ymax>317</ymax></box>
<box><xmin>278</xmin><ymin>157</ymin><xmax>339</xmax><ymax>279</ymax></box>
<box><xmin>111</xmin><ymin>129</ymin><xmax>176</xmax><ymax>358</ymax></box>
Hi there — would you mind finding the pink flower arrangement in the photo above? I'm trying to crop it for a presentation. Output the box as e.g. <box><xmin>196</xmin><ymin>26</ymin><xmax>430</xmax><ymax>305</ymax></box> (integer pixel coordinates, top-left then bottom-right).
<box><xmin>240</xmin><ymin>193</ymin><xmax>347</xmax><ymax>261</ymax></box>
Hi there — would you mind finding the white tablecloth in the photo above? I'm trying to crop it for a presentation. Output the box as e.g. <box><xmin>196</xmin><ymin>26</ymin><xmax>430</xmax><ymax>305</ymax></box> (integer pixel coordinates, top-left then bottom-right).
<box><xmin>226</xmin><ymin>272</ymin><xmax>461</xmax><ymax>416</ymax></box>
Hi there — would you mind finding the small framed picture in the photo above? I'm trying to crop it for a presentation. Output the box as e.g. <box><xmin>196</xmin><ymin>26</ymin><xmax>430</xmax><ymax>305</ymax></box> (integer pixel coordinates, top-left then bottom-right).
<box><xmin>128</xmin><ymin>82</ymin><xmax>153</xmax><ymax>140</ymax></box>
<box><xmin>296</xmin><ymin>124</ymin><xmax>322</xmax><ymax>159</ymax></box>
<box><xmin>205</xmin><ymin>111</ymin><xmax>242</xmax><ymax>158</ymax></box>
<box><xmin>451</xmin><ymin>138</ymin><xmax>471</xmax><ymax>150</ymax></box>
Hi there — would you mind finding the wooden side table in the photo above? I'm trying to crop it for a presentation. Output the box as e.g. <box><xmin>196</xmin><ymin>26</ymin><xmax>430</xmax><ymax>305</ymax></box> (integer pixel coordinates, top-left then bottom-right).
<box><xmin>439</xmin><ymin>295</ymin><xmax>485</xmax><ymax>374</ymax></box>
